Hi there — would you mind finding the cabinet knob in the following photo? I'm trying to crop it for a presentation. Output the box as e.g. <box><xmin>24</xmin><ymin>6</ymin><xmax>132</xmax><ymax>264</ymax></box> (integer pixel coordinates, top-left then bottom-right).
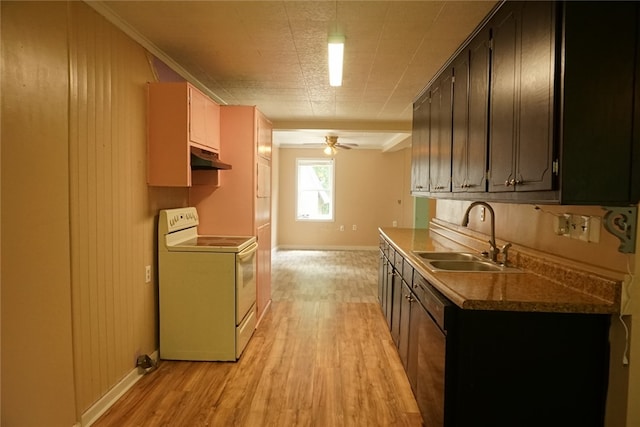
<box><xmin>504</xmin><ymin>180</ymin><xmax>512</xmax><ymax>187</ymax></box>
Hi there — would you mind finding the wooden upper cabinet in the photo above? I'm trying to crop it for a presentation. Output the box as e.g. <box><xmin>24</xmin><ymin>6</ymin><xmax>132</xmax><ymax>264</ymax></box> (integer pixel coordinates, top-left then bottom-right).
<box><xmin>488</xmin><ymin>1</ymin><xmax>555</xmax><ymax>193</ymax></box>
<box><xmin>452</xmin><ymin>28</ymin><xmax>489</xmax><ymax>194</ymax></box>
<box><xmin>467</xmin><ymin>28</ymin><xmax>491</xmax><ymax>192</ymax></box>
<box><xmin>429</xmin><ymin>68</ymin><xmax>453</xmax><ymax>193</ymax></box>
<box><xmin>188</xmin><ymin>86</ymin><xmax>221</xmax><ymax>153</ymax></box>
<box><xmin>411</xmin><ymin>91</ymin><xmax>430</xmax><ymax>194</ymax></box>
<box><xmin>451</xmin><ymin>51</ymin><xmax>470</xmax><ymax>193</ymax></box>
<box><xmin>560</xmin><ymin>1</ymin><xmax>639</xmax><ymax>205</ymax></box>
<box><xmin>147</xmin><ymin>82</ymin><xmax>222</xmax><ymax>187</ymax></box>
<box><xmin>411</xmin><ymin>1</ymin><xmax>640</xmax><ymax>205</ymax></box>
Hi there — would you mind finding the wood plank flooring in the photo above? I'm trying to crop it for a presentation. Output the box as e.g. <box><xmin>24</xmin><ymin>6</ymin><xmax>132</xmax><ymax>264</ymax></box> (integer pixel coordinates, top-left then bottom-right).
<box><xmin>93</xmin><ymin>250</ymin><xmax>422</xmax><ymax>427</ymax></box>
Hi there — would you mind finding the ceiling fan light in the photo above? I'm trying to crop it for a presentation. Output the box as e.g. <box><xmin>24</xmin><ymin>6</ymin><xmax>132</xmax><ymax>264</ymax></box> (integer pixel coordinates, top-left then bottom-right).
<box><xmin>324</xmin><ymin>145</ymin><xmax>337</xmax><ymax>155</ymax></box>
<box><xmin>328</xmin><ymin>35</ymin><xmax>344</xmax><ymax>87</ymax></box>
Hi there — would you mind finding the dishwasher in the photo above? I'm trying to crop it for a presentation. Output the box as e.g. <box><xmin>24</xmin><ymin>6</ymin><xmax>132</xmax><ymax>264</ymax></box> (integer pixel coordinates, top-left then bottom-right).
<box><xmin>407</xmin><ymin>273</ymin><xmax>455</xmax><ymax>427</ymax></box>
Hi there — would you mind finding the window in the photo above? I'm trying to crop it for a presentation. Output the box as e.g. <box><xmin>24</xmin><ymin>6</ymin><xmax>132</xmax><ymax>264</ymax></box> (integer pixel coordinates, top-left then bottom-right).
<box><xmin>296</xmin><ymin>158</ymin><xmax>334</xmax><ymax>221</ymax></box>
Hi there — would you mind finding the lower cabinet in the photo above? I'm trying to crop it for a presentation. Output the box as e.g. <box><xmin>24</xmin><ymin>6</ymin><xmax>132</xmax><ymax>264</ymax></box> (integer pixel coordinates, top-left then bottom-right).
<box><xmin>390</xmin><ymin>270</ymin><xmax>403</xmax><ymax>345</ymax></box>
<box><xmin>398</xmin><ymin>281</ymin><xmax>412</xmax><ymax>369</ymax></box>
<box><xmin>378</xmin><ymin>237</ymin><xmax>611</xmax><ymax>427</ymax></box>
<box><xmin>378</xmin><ymin>241</ymin><xmax>393</xmax><ymax>329</ymax></box>
<box><xmin>449</xmin><ymin>310</ymin><xmax>610</xmax><ymax>427</ymax></box>
<box><xmin>406</xmin><ymin>293</ymin><xmax>447</xmax><ymax>426</ymax></box>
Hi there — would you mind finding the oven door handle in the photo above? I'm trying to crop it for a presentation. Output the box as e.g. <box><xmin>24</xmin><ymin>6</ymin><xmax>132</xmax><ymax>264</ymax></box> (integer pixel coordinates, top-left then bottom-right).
<box><xmin>238</xmin><ymin>242</ymin><xmax>259</xmax><ymax>261</ymax></box>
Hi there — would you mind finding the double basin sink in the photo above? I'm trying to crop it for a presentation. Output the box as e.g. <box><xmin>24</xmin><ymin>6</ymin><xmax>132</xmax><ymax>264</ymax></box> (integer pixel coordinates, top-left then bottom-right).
<box><xmin>413</xmin><ymin>251</ymin><xmax>521</xmax><ymax>273</ymax></box>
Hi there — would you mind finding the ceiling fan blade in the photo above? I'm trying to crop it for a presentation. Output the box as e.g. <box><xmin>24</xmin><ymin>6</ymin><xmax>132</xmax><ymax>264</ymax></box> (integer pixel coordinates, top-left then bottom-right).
<box><xmin>336</xmin><ymin>142</ymin><xmax>358</xmax><ymax>149</ymax></box>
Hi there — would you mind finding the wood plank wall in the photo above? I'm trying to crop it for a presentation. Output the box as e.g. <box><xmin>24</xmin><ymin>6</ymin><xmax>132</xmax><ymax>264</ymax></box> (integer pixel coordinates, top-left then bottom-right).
<box><xmin>1</xmin><ymin>2</ymin><xmax>76</xmax><ymax>425</ymax></box>
<box><xmin>67</xmin><ymin>3</ymin><xmax>187</xmax><ymax>415</ymax></box>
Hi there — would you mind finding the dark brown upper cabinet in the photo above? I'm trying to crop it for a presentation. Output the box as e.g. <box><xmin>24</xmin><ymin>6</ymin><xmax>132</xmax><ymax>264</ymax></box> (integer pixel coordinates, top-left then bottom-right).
<box><xmin>488</xmin><ymin>1</ymin><xmax>555</xmax><ymax>194</ymax></box>
<box><xmin>411</xmin><ymin>1</ymin><xmax>640</xmax><ymax>206</ymax></box>
<box><xmin>452</xmin><ymin>28</ymin><xmax>490</xmax><ymax>194</ymax></box>
<box><xmin>559</xmin><ymin>1</ymin><xmax>639</xmax><ymax>205</ymax></box>
<box><xmin>429</xmin><ymin>67</ymin><xmax>454</xmax><ymax>193</ymax></box>
<box><xmin>411</xmin><ymin>90</ymin><xmax>431</xmax><ymax>195</ymax></box>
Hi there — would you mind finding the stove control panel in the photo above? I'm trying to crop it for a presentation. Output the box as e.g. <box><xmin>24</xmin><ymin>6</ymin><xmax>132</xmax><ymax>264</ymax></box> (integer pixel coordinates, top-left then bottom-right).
<box><xmin>159</xmin><ymin>207</ymin><xmax>199</xmax><ymax>234</ymax></box>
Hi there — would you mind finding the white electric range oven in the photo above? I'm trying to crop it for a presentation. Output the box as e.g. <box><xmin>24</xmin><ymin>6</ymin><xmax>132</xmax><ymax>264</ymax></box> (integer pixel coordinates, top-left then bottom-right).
<box><xmin>158</xmin><ymin>207</ymin><xmax>257</xmax><ymax>361</ymax></box>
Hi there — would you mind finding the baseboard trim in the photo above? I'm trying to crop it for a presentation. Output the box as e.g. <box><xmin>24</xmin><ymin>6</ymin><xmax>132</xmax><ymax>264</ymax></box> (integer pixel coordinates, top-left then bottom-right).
<box><xmin>275</xmin><ymin>245</ymin><xmax>377</xmax><ymax>251</ymax></box>
<box><xmin>81</xmin><ymin>350</ymin><xmax>158</xmax><ymax>426</ymax></box>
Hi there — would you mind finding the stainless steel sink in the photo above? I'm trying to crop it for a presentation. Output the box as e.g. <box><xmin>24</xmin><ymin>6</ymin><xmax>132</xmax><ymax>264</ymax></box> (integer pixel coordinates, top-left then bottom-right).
<box><xmin>412</xmin><ymin>251</ymin><xmax>521</xmax><ymax>273</ymax></box>
<box><xmin>414</xmin><ymin>251</ymin><xmax>483</xmax><ymax>261</ymax></box>
<box><xmin>428</xmin><ymin>260</ymin><xmax>504</xmax><ymax>272</ymax></box>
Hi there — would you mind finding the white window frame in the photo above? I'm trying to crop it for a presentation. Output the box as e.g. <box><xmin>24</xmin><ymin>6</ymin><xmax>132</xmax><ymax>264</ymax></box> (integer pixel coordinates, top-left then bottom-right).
<box><xmin>295</xmin><ymin>158</ymin><xmax>335</xmax><ymax>222</ymax></box>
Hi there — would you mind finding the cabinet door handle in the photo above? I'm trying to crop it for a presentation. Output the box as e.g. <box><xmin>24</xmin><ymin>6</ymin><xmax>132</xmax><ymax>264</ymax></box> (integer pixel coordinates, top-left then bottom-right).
<box><xmin>505</xmin><ymin>180</ymin><xmax>511</xmax><ymax>187</ymax></box>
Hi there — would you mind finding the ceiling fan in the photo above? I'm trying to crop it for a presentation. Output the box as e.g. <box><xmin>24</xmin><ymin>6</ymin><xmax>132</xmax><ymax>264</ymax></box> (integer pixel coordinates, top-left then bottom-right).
<box><xmin>323</xmin><ymin>135</ymin><xmax>358</xmax><ymax>155</ymax></box>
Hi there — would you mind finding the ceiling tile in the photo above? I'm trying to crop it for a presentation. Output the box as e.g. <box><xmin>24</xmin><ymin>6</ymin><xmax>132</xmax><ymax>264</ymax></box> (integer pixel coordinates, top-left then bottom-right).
<box><xmin>102</xmin><ymin>0</ymin><xmax>498</xmax><ymax>146</ymax></box>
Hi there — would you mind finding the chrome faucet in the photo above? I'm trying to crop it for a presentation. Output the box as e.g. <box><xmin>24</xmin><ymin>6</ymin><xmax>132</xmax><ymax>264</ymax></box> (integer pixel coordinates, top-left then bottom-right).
<box><xmin>461</xmin><ymin>201</ymin><xmax>499</xmax><ymax>262</ymax></box>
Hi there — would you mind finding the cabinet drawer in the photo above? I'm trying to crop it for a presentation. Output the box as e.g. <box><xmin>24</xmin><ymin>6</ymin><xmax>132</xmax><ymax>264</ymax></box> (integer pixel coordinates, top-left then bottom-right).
<box><xmin>402</xmin><ymin>259</ymin><xmax>413</xmax><ymax>285</ymax></box>
<box><xmin>393</xmin><ymin>250</ymin><xmax>403</xmax><ymax>271</ymax></box>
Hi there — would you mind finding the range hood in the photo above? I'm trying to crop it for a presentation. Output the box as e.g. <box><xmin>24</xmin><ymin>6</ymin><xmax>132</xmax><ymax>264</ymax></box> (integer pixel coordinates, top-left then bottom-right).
<box><xmin>190</xmin><ymin>147</ymin><xmax>232</xmax><ymax>170</ymax></box>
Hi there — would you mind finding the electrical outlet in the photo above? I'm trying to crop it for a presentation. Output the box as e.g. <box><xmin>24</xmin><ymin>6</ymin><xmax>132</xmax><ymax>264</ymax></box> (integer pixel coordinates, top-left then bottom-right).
<box><xmin>553</xmin><ymin>214</ymin><xmax>571</xmax><ymax>236</ymax></box>
<box><xmin>480</xmin><ymin>207</ymin><xmax>486</xmax><ymax>222</ymax></box>
<box><xmin>145</xmin><ymin>265</ymin><xmax>151</xmax><ymax>283</ymax></box>
<box><xmin>352</xmin><ymin>224</ymin><xmax>357</xmax><ymax>231</ymax></box>
<box><xmin>392</xmin><ymin>220</ymin><xmax>398</xmax><ymax>227</ymax></box>
<box><xmin>339</xmin><ymin>225</ymin><xmax>344</xmax><ymax>231</ymax></box>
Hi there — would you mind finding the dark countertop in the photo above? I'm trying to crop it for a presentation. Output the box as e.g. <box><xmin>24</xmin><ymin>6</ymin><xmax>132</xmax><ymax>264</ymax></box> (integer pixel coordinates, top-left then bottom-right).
<box><xmin>379</xmin><ymin>227</ymin><xmax>620</xmax><ymax>314</ymax></box>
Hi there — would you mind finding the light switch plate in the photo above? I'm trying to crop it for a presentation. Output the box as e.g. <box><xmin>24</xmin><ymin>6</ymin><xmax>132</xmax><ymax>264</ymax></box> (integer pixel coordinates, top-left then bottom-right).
<box><xmin>572</xmin><ymin>215</ymin><xmax>590</xmax><ymax>242</ymax></box>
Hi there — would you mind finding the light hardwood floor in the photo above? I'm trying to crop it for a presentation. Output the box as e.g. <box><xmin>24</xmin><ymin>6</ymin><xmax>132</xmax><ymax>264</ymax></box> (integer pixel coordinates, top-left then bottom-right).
<box><xmin>93</xmin><ymin>250</ymin><xmax>422</xmax><ymax>426</ymax></box>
